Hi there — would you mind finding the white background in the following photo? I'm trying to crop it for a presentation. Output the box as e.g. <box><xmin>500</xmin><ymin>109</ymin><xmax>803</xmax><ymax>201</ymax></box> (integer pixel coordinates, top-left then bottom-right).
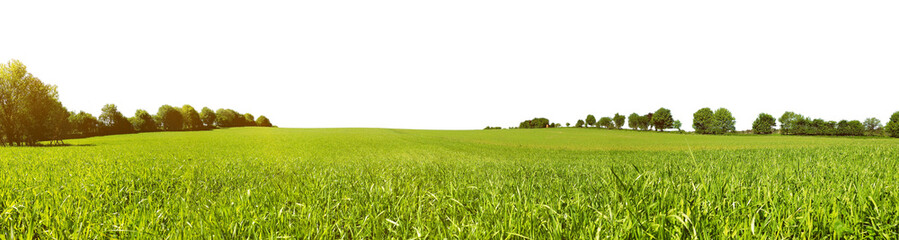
<box><xmin>2</xmin><ymin>1</ymin><xmax>897</xmax><ymax>130</ymax></box>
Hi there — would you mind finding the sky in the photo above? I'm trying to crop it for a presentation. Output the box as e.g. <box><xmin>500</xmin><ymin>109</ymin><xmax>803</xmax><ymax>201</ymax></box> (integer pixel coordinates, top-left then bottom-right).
<box><xmin>2</xmin><ymin>1</ymin><xmax>897</xmax><ymax>130</ymax></box>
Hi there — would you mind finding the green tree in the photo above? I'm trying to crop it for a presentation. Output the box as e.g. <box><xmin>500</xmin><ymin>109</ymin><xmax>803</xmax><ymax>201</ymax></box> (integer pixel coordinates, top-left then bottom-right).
<box><xmin>0</xmin><ymin>59</ymin><xmax>69</xmax><ymax>145</ymax></box>
<box><xmin>846</xmin><ymin>120</ymin><xmax>865</xmax><ymax>136</ymax></box>
<box><xmin>752</xmin><ymin>113</ymin><xmax>776</xmax><ymax>134</ymax></box>
<box><xmin>712</xmin><ymin>108</ymin><xmax>735</xmax><ymax>134</ymax></box>
<box><xmin>575</xmin><ymin>119</ymin><xmax>585</xmax><ymax>128</ymax></box>
<box><xmin>181</xmin><ymin>105</ymin><xmax>202</xmax><ymax>130</ymax></box>
<box><xmin>99</xmin><ymin>104</ymin><xmax>133</xmax><ymax>135</ymax></box>
<box><xmin>598</xmin><ymin>117</ymin><xmax>613</xmax><ymax>129</ymax></box>
<box><xmin>131</xmin><ymin>109</ymin><xmax>157</xmax><ymax>132</ymax></box>
<box><xmin>215</xmin><ymin>108</ymin><xmax>242</xmax><ymax>127</ymax></box>
<box><xmin>565</xmin><ymin>122</ymin><xmax>570</xmax><ymax>127</ymax></box>
<box><xmin>69</xmin><ymin>111</ymin><xmax>100</xmax><ymax>137</ymax></box>
<box><xmin>243</xmin><ymin>113</ymin><xmax>256</xmax><ymax>126</ymax></box>
<box><xmin>519</xmin><ymin>118</ymin><xmax>551</xmax><ymax>128</ymax></box>
<box><xmin>863</xmin><ymin>117</ymin><xmax>882</xmax><ymax>135</ymax></box>
<box><xmin>256</xmin><ymin>115</ymin><xmax>273</xmax><ymax>127</ymax></box>
<box><xmin>885</xmin><ymin>111</ymin><xmax>899</xmax><ymax>138</ymax></box>
<box><xmin>585</xmin><ymin>115</ymin><xmax>596</xmax><ymax>127</ymax></box>
<box><xmin>157</xmin><ymin>105</ymin><xmax>183</xmax><ymax>131</ymax></box>
<box><xmin>779</xmin><ymin>111</ymin><xmax>803</xmax><ymax>135</ymax></box>
<box><xmin>673</xmin><ymin>120</ymin><xmax>682</xmax><ymax>132</ymax></box>
<box><xmin>200</xmin><ymin>107</ymin><xmax>216</xmax><ymax>129</ymax></box>
<box><xmin>627</xmin><ymin>113</ymin><xmax>640</xmax><ymax>130</ymax></box>
<box><xmin>692</xmin><ymin>108</ymin><xmax>714</xmax><ymax>134</ymax></box>
<box><xmin>613</xmin><ymin>113</ymin><xmax>625</xmax><ymax>129</ymax></box>
<box><xmin>650</xmin><ymin>108</ymin><xmax>673</xmax><ymax>131</ymax></box>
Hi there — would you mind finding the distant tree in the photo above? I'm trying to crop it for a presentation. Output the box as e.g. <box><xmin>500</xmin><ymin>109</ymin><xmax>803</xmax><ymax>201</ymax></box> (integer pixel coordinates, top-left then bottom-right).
<box><xmin>650</xmin><ymin>108</ymin><xmax>673</xmax><ymax>131</ymax></box>
<box><xmin>181</xmin><ymin>105</ymin><xmax>202</xmax><ymax>130</ymax></box>
<box><xmin>846</xmin><ymin>120</ymin><xmax>865</xmax><ymax>136</ymax></box>
<box><xmin>644</xmin><ymin>113</ymin><xmax>655</xmax><ymax>131</ymax></box>
<box><xmin>863</xmin><ymin>117</ymin><xmax>882</xmax><ymax>135</ymax></box>
<box><xmin>673</xmin><ymin>120</ymin><xmax>682</xmax><ymax>132</ymax></box>
<box><xmin>752</xmin><ymin>113</ymin><xmax>776</xmax><ymax>134</ymax></box>
<box><xmin>256</xmin><ymin>115</ymin><xmax>273</xmax><ymax>127</ymax></box>
<box><xmin>99</xmin><ymin>104</ymin><xmax>133</xmax><ymax>135</ymax></box>
<box><xmin>215</xmin><ymin>108</ymin><xmax>241</xmax><ymax>127</ymax></box>
<box><xmin>585</xmin><ymin>115</ymin><xmax>596</xmax><ymax>127</ymax></box>
<box><xmin>69</xmin><ymin>111</ymin><xmax>100</xmax><ymax>137</ymax></box>
<box><xmin>627</xmin><ymin>113</ymin><xmax>640</xmax><ymax>130</ymax></box>
<box><xmin>692</xmin><ymin>108</ymin><xmax>714</xmax><ymax>134</ymax></box>
<box><xmin>200</xmin><ymin>107</ymin><xmax>216</xmax><ymax>129</ymax></box>
<box><xmin>779</xmin><ymin>111</ymin><xmax>803</xmax><ymax>135</ymax></box>
<box><xmin>885</xmin><ymin>111</ymin><xmax>899</xmax><ymax>138</ymax></box>
<box><xmin>0</xmin><ymin>60</ymin><xmax>69</xmax><ymax>145</ymax></box>
<box><xmin>712</xmin><ymin>108</ymin><xmax>735</xmax><ymax>134</ymax></box>
<box><xmin>575</xmin><ymin>119</ymin><xmax>585</xmax><ymax>128</ymax></box>
<box><xmin>613</xmin><ymin>113</ymin><xmax>625</xmax><ymax>129</ymax></box>
<box><xmin>157</xmin><ymin>105</ymin><xmax>183</xmax><ymax>131</ymax></box>
<box><xmin>131</xmin><ymin>109</ymin><xmax>157</xmax><ymax>132</ymax></box>
<box><xmin>519</xmin><ymin>118</ymin><xmax>551</xmax><ymax>128</ymax></box>
<box><xmin>598</xmin><ymin>117</ymin><xmax>613</xmax><ymax>129</ymax></box>
<box><xmin>243</xmin><ymin>113</ymin><xmax>256</xmax><ymax>126</ymax></box>
<box><xmin>565</xmin><ymin>122</ymin><xmax>570</xmax><ymax>127</ymax></box>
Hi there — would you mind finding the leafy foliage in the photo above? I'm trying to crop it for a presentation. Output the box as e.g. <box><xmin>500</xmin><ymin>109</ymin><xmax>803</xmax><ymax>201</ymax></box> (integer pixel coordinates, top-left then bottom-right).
<box><xmin>0</xmin><ymin>59</ymin><xmax>70</xmax><ymax>145</ymax></box>
<box><xmin>752</xmin><ymin>113</ymin><xmax>776</xmax><ymax>134</ymax></box>
<box><xmin>613</xmin><ymin>113</ymin><xmax>625</xmax><ymax>130</ymax></box>
<box><xmin>598</xmin><ymin>117</ymin><xmax>613</xmax><ymax>129</ymax></box>
<box><xmin>157</xmin><ymin>105</ymin><xmax>184</xmax><ymax>131</ymax></box>
<box><xmin>519</xmin><ymin>117</ymin><xmax>551</xmax><ymax>129</ymax></box>
<box><xmin>200</xmin><ymin>107</ymin><xmax>217</xmax><ymax>128</ymax></box>
<box><xmin>585</xmin><ymin>115</ymin><xmax>596</xmax><ymax>127</ymax></box>
<box><xmin>181</xmin><ymin>105</ymin><xmax>203</xmax><ymax>130</ymax></box>
<box><xmin>692</xmin><ymin>108</ymin><xmax>715</xmax><ymax>134</ymax></box>
<box><xmin>99</xmin><ymin>104</ymin><xmax>133</xmax><ymax>135</ymax></box>
<box><xmin>131</xmin><ymin>109</ymin><xmax>157</xmax><ymax>132</ymax></box>
<box><xmin>886</xmin><ymin>111</ymin><xmax>899</xmax><ymax>138</ymax></box>
<box><xmin>256</xmin><ymin>115</ymin><xmax>273</xmax><ymax>127</ymax></box>
<box><xmin>650</xmin><ymin>108</ymin><xmax>673</xmax><ymax>131</ymax></box>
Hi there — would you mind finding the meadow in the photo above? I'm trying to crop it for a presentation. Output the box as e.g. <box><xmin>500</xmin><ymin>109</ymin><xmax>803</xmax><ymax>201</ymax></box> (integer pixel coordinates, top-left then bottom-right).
<box><xmin>1</xmin><ymin>127</ymin><xmax>898</xmax><ymax>239</ymax></box>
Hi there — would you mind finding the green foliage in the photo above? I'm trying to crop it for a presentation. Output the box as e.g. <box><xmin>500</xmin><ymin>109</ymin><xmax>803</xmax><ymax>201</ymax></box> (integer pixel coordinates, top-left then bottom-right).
<box><xmin>864</xmin><ymin>118</ymin><xmax>882</xmax><ymax>135</ymax></box>
<box><xmin>575</xmin><ymin>119</ymin><xmax>585</xmax><ymax>128</ymax></box>
<box><xmin>0</xmin><ymin>59</ymin><xmax>69</xmax><ymax>145</ymax></box>
<box><xmin>650</xmin><ymin>107</ymin><xmax>673</xmax><ymax>131</ymax></box>
<box><xmin>157</xmin><ymin>105</ymin><xmax>184</xmax><ymax>131</ymax></box>
<box><xmin>215</xmin><ymin>108</ymin><xmax>242</xmax><ymax>127</ymax></box>
<box><xmin>779</xmin><ymin>111</ymin><xmax>866</xmax><ymax>136</ymax></box>
<box><xmin>779</xmin><ymin>111</ymin><xmax>804</xmax><ymax>135</ymax></box>
<box><xmin>243</xmin><ymin>113</ymin><xmax>256</xmax><ymax>126</ymax></box>
<box><xmin>200</xmin><ymin>107</ymin><xmax>216</xmax><ymax>128</ymax></box>
<box><xmin>692</xmin><ymin>108</ymin><xmax>714</xmax><ymax>134</ymax></box>
<box><xmin>886</xmin><ymin>111</ymin><xmax>899</xmax><ymax>138</ymax></box>
<box><xmin>99</xmin><ymin>104</ymin><xmax>133</xmax><ymax>135</ymax></box>
<box><xmin>69</xmin><ymin>111</ymin><xmax>100</xmax><ymax>137</ymax></box>
<box><xmin>713</xmin><ymin>108</ymin><xmax>735</xmax><ymax>134</ymax></box>
<box><xmin>752</xmin><ymin>113</ymin><xmax>776</xmax><ymax>134</ymax></box>
<box><xmin>673</xmin><ymin>120</ymin><xmax>682</xmax><ymax>131</ymax></box>
<box><xmin>130</xmin><ymin>109</ymin><xmax>157</xmax><ymax>132</ymax></box>
<box><xmin>256</xmin><ymin>115</ymin><xmax>273</xmax><ymax>127</ymax></box>
<box><xmin>483</xmin><ymin>126</ymin><xmax>502</xmax><ymax>130</ymax></box>
<box><xmin>627</xmin><ymin>113</ymin><xmax>640</xmax><ymax>130</ymax></box>
<box><xmin>181</xmin><ymin>105</ymin><xmax>203</xmax><ymax>130</ymax></box>
<box><xmin>519</xmin><ymin>117</ymin><xmax>551</xmax><ymax>129</ymax></box>
<box><xmin>612</xmin><ymin>113</ymin><xmax>625</xmax><ymax>129</ymax></box>
<box><xmin>598</xmin><ymin>117</ymin><xmax>613</xmax><ymax>129</ymax></box>
<box><xmin>585</xmin><ymin>115</ymin><xmax>596</xmax><ymax>127</ymax></box>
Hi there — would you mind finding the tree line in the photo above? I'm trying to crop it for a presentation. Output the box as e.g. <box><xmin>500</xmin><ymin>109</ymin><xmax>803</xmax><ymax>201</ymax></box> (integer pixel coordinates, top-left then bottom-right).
<box><xmin>1</xmin><ymin>60</ymin><xmax>274</xmax><ymax>146</ymax></box>
<box><xmin>503</xmin><ymin>106</ymin><xmax>899</xmax><ymax>138</ymax></box>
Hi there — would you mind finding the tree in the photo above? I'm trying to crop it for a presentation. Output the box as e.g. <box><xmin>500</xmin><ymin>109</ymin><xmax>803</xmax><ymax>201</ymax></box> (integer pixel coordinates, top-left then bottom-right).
<box><xmin>181</xmin><ymin>105</ymin><xmax>202</xmax><ymax>130</ymax></box>
<box><xmin>650</xmin><ymin>108</ymin><xmax>673</xmax><ymax>131</ymax></box>
<box><xmin>692</xmin><ymin>108</ymin><xmax>714</xmax><ymax>134</ymax></box>
<box><xmin>256</xmin><ymin>115</ymin><xmax>273</xmax><ymax>127</ymax></box>
<box><xmin>673</xmin><ymin>120</ymin><xmax>682</xmax><ymax>132</ymax></box>
<box><xmin>0</xmin><ymin>59</ymin><xmax>69</xmax><ymax>146</ymax></box>
<box><xmin>779</xmin><ymin>112</ymin><xmax>803</xmax><ymax>135</ymax></box>
<box><xmin>644</xmin><ymin>113</ymin><xmax>655</xmax><ymax>131</ymax></box>
<box><xmin>628</xmin><ymin>113</ymin><xmax>640</xmax><ymax>130</ymax></box>
<box><xmin>565</xmin><ymin>122</ymin><xmax>570</xmax><ymax>127</ymax></box>
<box><xmin>215</xmin><ymin>108</ymin><xmax>241</xmax><ymax>127</ymax></box>
<box><xmin>598</xmin><ymin>117</ymin><xmax>613</xmax><ymax>129</ymax></box>
<box><xmin>864</xmin><ymin>117</ymin><xmax>882</xmax><ymax>135</ymax></box>
<box><xmin>200</xmin><ymin>107</ymin><xmax>216</xmax><ymax>129</ymax></box>
<box><xmin>99</xmin><ymin>104</ymin><xmax>133</xmax><ymax>135</ymax></box>
<box><xmin>131</xmin><ymin>109</ymin><xmax>157</xmax><ymax>132</ymax></box>
<box><xmin>752</xmin><ymin>113</ymin><xmax>776</xmax><ymax>134</ymax></box>
<box><xmin>712</xmin><ymin>108</ymin><xmax>735</xmax><ymax>134</ymax></box>
<box><xmin>885</xmin><ymin>111</ymin><xmax>899</xmax><ymax>138</ymax></box>
<box><xmin>157</xmin><ymin>105</ymin><xmax>183</xmax><ymax>131</ymax></box>
<box><xmin>846</xmin><ymin>120</ymin><xmax>865</xmax><ymax>136</ymax></box>
<box><xmin>519</xmin><ymin>118</ymin><xmax>551</xmax><ymax>128</ymax></box>
<box><xmin>613</xmin><ymin>113</ymin><xmax>625</xmax><ymax>129</ymax></box>
<box><xmin>575</xmin><ymin>119</ymin><xmax>585</xmax><ymax>128</ymax></box>
<box><xmin>69</xmin><ymin>111</ymin><xmax>100</xmax><ymax>137</ymax></box>
<box><xmin>585</xmin><ymin>115</ymin><xmax>596</xmax><ymax>127</ymax></box>
<box><xmin>243</xmin><ymin>113</ymin><xmax>256</xmax><ymax>126</ymax></box>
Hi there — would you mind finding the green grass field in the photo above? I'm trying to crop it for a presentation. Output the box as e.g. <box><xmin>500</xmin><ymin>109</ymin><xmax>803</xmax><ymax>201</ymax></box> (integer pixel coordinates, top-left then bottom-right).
<box><xmin>2</xmin><ymin>128</ymin><xmax>898</xmax><ymax>239</ymax></box>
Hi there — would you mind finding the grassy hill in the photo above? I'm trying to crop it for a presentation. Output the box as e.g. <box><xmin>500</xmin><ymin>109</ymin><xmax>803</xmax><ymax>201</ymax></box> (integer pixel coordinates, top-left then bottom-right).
<box><xmin>2</xmin><ymin>128</ymin><xmax>898</xmax><ymax>238</ymax></box>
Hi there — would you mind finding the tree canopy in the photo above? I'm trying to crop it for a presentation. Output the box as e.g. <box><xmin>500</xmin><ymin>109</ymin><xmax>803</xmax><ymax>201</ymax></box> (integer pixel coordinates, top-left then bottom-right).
<box><xmin>0</xmin><ymin>60</ymin><xmax>69</xmax><ymax>145</ymax></box>
<box><xmin>650</xmin><ymin>108</ymin><xmax>673</xmax><ymax>131</ymax></box>
<box><xmin>585</xmin><ymin>115</ymin><xmax>596</xmax><ymax>127</ymax></box>
<box><xmin>613</xmin><ymin>113</ymin><xmax>625</xmax><ymax>130</ymax></box>
<box><xmin>99</xmin><ymin>104</ymin><xmax>133</xmax><ymax>135</ymax></box>
<box><xmin>752</xmin><ymin>113</ymin><xmax>776</xmax><ymax>134</ymax></box>
<box><xmin>886</xmin><ymin>111</ymin><xmax>899</xmax><ymax>138</ymax></box>
<box><xmin>158</xmin><ymin>105</ymin><xmax>184</xmax><ymax>131</ymax></box>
